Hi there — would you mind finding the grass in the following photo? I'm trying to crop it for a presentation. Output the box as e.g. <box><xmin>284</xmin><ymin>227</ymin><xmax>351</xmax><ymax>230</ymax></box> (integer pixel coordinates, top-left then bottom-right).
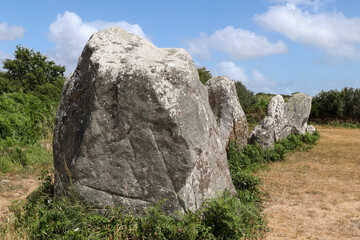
<box><xmin>0</xmin><ymin>131</ymin><xmax>320</xmax><ymax>239</ymax></box>
<box><xmin>258</xmin><ymin>126</ymin><xmax>360</xmax><ymax>239</ymax></box>
<box><xmin>0</xmin><ymin>140</ymin><xmax>53</xmax><ymax>177</ymax></box>
<box><xmin>0</xmin><ymin>92</ymin><xmax>56</xmax><ymax>177</ymax></box>
<box><xmin>0</xmin><ymin>175</ymin><xmax>264</xmax><ymax>239</ymax></box>
<box><xmin>0</xmin><ymin>87</ymin><xmax>321</xmax><ymax>239</ymax></box>
<box><xmin>309</xmin><ymin>120</ymin><xmax>360</xmax><ymax>128</ymax></box>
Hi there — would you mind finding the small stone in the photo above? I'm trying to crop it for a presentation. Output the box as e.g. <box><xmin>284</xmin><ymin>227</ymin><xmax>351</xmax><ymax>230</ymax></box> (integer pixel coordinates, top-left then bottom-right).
<box><xmin>306</xmin><ymin>125</ymin><xmax>316</xmax><ymax>134</ymax></box>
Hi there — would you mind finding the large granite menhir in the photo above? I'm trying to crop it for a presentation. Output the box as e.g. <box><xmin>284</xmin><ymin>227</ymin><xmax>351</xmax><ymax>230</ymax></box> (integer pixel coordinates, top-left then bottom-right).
<box><xmin>53</xmin><ymin>27</ymin><xmax>235</xmax><ymax>215</ymax></box>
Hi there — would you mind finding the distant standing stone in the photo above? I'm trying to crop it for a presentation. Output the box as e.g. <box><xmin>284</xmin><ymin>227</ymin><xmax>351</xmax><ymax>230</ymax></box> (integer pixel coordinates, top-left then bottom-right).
<box><xmin>249</xmin><ymin>93</ymin><xmax>314</xmax><ymax>149</ymax></box>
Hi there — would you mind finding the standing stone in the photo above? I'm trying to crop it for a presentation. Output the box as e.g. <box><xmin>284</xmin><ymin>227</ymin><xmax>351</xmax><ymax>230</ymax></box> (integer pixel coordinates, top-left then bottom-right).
<box><xmin>281</xmin><ymin>93</ymin><xmax>312</xmax><ymax>136</ymax></box>
<box><xmin>248</xmin><ymin>93</ymin><xmax>313</xmax><ymax>149</ymax></box>
<box><xmin>206</xmin><ymin>76</ymin><xmax>248</xmax><ymax>149</ymax></box>
<box><xmin>248</xmin><ymin>116</ymin><xmax>275</xmax><ymax>149</ymax></box>
<box><xmin>267</xmin><ymin>95</ymin><xmax>285</xmax><ymax>141</ymax></box>
<box><xmin>53</xmin><ymin>27</ymin><xmax>235</xmax><ymax>215</ymax></box>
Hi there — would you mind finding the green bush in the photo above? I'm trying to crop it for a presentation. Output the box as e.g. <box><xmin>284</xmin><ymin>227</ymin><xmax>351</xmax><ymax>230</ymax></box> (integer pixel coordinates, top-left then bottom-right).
<box><xmin>197</xmin><ymin>67</ymin><xmax>212</xmax><ymax>85</ymax></box>
<box><xmin>235</xmin><ymin>81</ymin><xmax>256</xmax><ymax>113</ymax></box>
<box><xmin>310</xmin><ymin>87</ymin><xmax>360</xmax><ymax>124</ymax></box>
<box><xmin>0</xmin><ymin>92</ymin><xmax>57</xmax><ymax>144</ymax></box>
<box><xmin>0</xmin><ymin>92</ymin><xmax>56</xmax><ymax>174</ymax></box>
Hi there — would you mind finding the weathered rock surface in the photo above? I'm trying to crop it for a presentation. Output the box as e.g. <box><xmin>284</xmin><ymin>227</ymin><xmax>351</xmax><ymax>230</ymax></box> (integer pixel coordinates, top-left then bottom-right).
<box><xmin>306</xmin><ymin>125</ymin><xmax>316</xmax><ymax>134</ymax></box>
<box><xmin>53</xmin><ymin>27</ymin><xmax>235</xmax><ymax>215</ymax></box>
<box><xmin>267</xmin><ymin>95</ymin><xmax>285</xmax><ymax>141</ymax></box>
<box><xmin>248</xmin><ymin>116</ymin><xmax>275</xmax><ymax>149</ymax></box>
<box><xmin>206</xmin><ymin>76</ymin><xmax>248</xmax><ymax>149</ymax></box>
<box><xmin>283</xmin><ymin>93</ymin><xmax>312</xmax><ymax>135</ymax></box>
<box><xmin>249</xmin><ymin>93</ymin><xmax>314</xmax><ymax>149</ymax></box>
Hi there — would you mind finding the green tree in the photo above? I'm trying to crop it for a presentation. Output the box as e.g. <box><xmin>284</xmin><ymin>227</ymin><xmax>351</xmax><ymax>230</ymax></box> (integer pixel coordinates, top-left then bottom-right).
<box><xmin>197</xmin><ymin>67</ymin><xmax>212</xmax><ymax>84</ymax></box>
<box><xmin>2</xmin><ymin>45</ymin><xmax>65</xmax><ymax>100</ymax></box>
<box><xmin>0</xmin><ymin>71</ymin><xmax>15</xmax><ymax>93</ymax></box>
<box><xmin>310</xmin><ymin>87</ymin><xmax>360</xmax><ymax>122</ymax></box>
<box><xmin>235</xmin><ymin>81</ymin><xmax>255</xmax><ymax>113</ymax></box>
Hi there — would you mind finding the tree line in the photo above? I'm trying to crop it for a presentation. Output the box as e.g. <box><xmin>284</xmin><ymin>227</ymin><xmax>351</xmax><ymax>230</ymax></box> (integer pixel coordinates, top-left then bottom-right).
<box><xmin>310</xmin><ymin>88</ymin><xmax>360</xmax><ymax>123</ymax></box>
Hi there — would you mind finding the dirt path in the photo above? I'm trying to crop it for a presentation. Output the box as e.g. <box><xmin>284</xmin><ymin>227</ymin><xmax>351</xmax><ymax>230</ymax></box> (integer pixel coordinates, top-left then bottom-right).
<box><xmin>259</xmin><ymin>127</ymin><xmax>360</xmax><ymax>239</ymax></box>
<box><xmin>0</xmin><ymin>175</ymin><xmax>39</xmax><ymax>222</ymax></box>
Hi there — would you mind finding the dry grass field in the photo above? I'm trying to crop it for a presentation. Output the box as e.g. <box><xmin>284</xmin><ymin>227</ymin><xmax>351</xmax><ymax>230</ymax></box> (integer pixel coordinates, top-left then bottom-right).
<box><xmin>0</xmin><ymin>175</ymin><xmax>39</xmax><ymax>222</ymax></box>
<box><xmin>259</xmin><ymin>126</ymin><xmax>360</xmax><ymax>239</ymax></box>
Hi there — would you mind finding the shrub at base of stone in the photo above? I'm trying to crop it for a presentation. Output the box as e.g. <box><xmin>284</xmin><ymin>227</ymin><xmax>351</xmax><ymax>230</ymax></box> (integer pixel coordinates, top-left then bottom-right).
<box><xmin>53</xmin><ymin>27</ymin><xmax>235</xmax><ymax>216</ymax></box>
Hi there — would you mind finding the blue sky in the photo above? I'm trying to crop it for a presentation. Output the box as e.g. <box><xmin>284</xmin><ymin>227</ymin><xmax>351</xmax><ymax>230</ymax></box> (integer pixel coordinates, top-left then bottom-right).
<box><xmin>1</xmin><ymin>0</ymin><xmax>360</xmax><ymax>96</ymax></box>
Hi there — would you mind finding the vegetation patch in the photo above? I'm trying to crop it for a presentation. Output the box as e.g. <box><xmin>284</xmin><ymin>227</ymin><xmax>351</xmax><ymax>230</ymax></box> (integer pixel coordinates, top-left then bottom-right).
<box><xmin>1</xmin><ymin>132</ymin><xmax>319</xmax><ymax>239</ymax></box>
<box><xmin>310</xmin><ymin>87</ymin><xmax>360</xmax><ymax>126</ymax></box>
<box><xmin>0</xmin><ymin>46</ymin><xmax>63</xmax><ymax>176</ymax></box>
<box><xmin>0</xmin><ymin>59</ymin><xmax>322</xmax><ymax>239</ymax></box>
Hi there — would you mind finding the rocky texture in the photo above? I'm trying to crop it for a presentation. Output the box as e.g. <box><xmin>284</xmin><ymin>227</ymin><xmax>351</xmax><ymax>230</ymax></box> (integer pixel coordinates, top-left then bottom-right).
<box><xmin>249</xmin><ymin>93</ymin><xmax>313</xmax><ymax>149</ymax></box>
<box><xmin>206</xmin><ymin>76</ymin><xmax>248</xmax><ymax>149</ymax></box>
<box><xmin>267</xmin><ymin>95</ymin><xmax>285</xmax><ymax>141</ymax></box>
<box><xmin>282</xmin><ymin>93</ymin><xmax>312</xmax><ymax>135</ymax></box>
<box><xmin>306</xmin><ymin>125</ymin><xmax>316</xmax><ymax>134</ymax></box>
<box><xmin>53</xmin><ymin>27</ymin><xmax>235</xmax><ymax>216</ymax></box>
<box><xmin>248</xmin><ymin>116</ymin><xmax>275</xmax><ymax>149</ymax></box>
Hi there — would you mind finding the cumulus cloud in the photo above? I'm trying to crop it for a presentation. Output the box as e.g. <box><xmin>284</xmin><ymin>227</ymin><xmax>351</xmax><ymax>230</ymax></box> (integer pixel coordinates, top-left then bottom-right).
<box><xmin>217</xmin><ymin>61</ymin><xmax>275</xmax><ymax>88</ymax></box>
<box><xmin>185</xmin><ymin>26</ymin><xmax>288</xmax><ymax>60</ymax></box>
<box><xmin>47</xmin><ymin>11</ymin><xmax>148</xmax><ymax>74</ymax></box>
<box><xmin>270</xmin><ymin>0</ymin><xmax>332</xmax><ymax>11</ymax></box>
<box><xmin>0</xmin><ymin>22</ymin><xmax>25</xmax><ymax>40</ymax></box>
<box><xmin>254</xmin><ymin>1</ymin><xmax>360</xmax><ymax>60</ymax></box>
<box><xmin>217</xmin><ymin>61</ymin><xmax>249</xmax><ymax>83</ymax></box>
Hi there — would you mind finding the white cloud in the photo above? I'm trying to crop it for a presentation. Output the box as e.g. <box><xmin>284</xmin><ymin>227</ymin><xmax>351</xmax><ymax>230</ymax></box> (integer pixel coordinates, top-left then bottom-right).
<box><xmin>47</xmin><ymin>11</ymin><xmax>148</xmax><ymax>74</ymax></box>
<box><xmin>251</xmin><ymin>69</ymin><xmax>275</xmax><ymax>86</ymax></box>
<box><xmin>270</xmin><ymin>0</ymin><xmax>332</xmax><ymax>12</ymax></box>
<box><xmin>185</xmin><ymin>26</ymin><xmax>288</xmax><ymax>60</ymax></box>
<box><xmin>217</xmin><ymin>61</ymin><xmax>275</xmax><ymax>88</ymax></box>
<box><xmin>0</xmin><ymin>22</ymin><xmax>25</xmax><ymax>40</ymax></box>
<box><xmin>217</xmin><ymin>61</ymin><xmax>249</xmax><ymax>83</ymax></box>
<box><xmin>254</xmin><ymin>1</ymin><xmax>360</xmax><ymax>60</ymax></box>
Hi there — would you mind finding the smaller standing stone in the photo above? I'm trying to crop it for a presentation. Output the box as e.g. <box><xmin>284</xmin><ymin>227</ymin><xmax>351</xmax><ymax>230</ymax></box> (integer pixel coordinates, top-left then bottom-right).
<box><xmin>267</xmin><ymin>95</ymin><xmax>285</xmax><ymax>141</ymax></box>
<box><xmin>248</xmin><ymin>93</ymin><xmax>313</xmax><ymax>149</ymax></box>
<box><xmin>206</xmin><ymin>76</ymin><xmax>248</xmax><ymax>149</ymax></box>
<box><xmin>306</xmin><ymin>125</ymin><xmax>316</xmax><ymax>134</ymax></box>
<box><xmin>283</xmin><ymin>93</ymin><xmax>312</xmax><ymax>135</ymax></box>
<box><xmin>248</xmin><ymin>116</ymin><xmax>275</xmax><ymax>149</ymax></box>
